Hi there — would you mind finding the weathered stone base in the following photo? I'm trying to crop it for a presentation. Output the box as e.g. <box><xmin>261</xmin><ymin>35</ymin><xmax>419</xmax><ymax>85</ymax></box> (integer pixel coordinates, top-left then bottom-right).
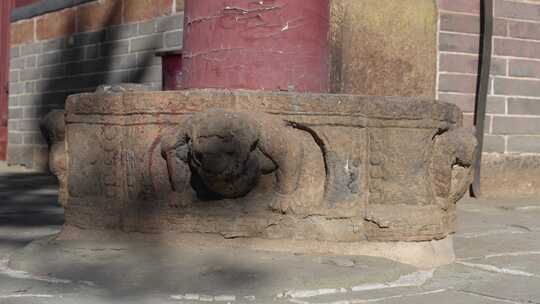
<box><xmin>57</xmin><ymin>225</ymin><xmax>455</xmax><ymax>269</ymax></box>
<box><xmin>46</xmin><ymin>89</ymin><xmax>474</xmax><ymax>243</ymax></box>
<box><xmin>481</xmin><ymin>153</ymin><xmax>540</xmax><ymax>198</ymax></box>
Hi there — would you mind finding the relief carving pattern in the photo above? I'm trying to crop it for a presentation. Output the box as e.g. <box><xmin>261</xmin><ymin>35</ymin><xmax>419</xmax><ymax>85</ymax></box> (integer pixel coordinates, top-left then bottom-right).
<box><xmin>42</xmin><ymin>89</ymin><xmax>477</xmax><ymax>242</ymax></box>
<box><xmin>160</xmin><ymin>109</ymin><xmax>307</xmax><ymax>213</ymax></box>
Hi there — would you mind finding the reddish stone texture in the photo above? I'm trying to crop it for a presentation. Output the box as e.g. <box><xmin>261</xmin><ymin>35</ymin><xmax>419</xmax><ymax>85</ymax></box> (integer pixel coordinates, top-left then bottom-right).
<box><xmin>36</xmin><ymin>8</ymin><xmax>76</xmax><ymax>40</ymax></box>
<box><xmin>11</xmin><ymin>20</ymin><xmax>34</xmax><ymax>45</ymax></box>
<box><xmin>438</xmin><ymin>0</ymin><xmax>480</xmax><ymax>14</ymax></box>
<box><xmin>123</xmin><ymin>0</ymin><xmax>173</xmax><ymax>23</ymax></box>
<box><xmin>77</xmin><ymin>0</ymin><xmax>122</xmax><ymax>32</ymax></box>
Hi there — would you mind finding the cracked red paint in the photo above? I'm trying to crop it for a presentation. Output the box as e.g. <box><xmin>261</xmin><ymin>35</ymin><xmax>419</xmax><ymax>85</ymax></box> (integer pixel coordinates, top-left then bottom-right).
<box><xmin>181</xmin><ymin>0</ymin><xmax>330</xmax><ymax>93</ymax></box>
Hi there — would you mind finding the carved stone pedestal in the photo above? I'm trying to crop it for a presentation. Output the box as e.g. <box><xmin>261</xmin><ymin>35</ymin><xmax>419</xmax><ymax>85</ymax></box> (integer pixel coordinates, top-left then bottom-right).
<box><xmin>43</xmin><ymin>89</ymin><xmax>476</xmax><ymax>266</ymax></box>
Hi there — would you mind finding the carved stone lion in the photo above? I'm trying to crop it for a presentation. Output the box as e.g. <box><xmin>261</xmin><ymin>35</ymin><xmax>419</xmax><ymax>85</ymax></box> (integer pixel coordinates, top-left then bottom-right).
<box><xmin>41</xmin><ymin>110</ymin><xmax>67</xmax><ymax>207</ymax></box>
<box><xmin>161</xmin><ymin>109</ymin><xmax>305</xmax><ymax>206</ymax></box>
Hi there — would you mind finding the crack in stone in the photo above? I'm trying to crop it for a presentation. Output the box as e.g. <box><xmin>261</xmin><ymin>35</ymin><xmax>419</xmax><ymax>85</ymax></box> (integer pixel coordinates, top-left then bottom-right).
<box><xmin>457</xmin><ymin>261</ymin><xmax>540</xmax><ymax>278</ymax></box>
<box><xmin>285</xmin><ymin>289</ymin><xmax>447</xmax><ymax>304</ymax></box>
<box><xmin>0</xmin><ymin>256</ymin><xmax>96</xmax><ymax>287</ymax></box>
<box><xmin>455</xmin><ymin>229</ymin><xmax>526</xmax><ymax>239</ymax></box>
<box><xmin>514</xmin><ymin>206</ymin><xmax>540</xmax><ymax>211</ymax></box>
<box><xmin>277</xmin><ymin>269</ymin><xmax>435</xmax><ymax>300</ymax></box>
<box><xmin>507</xmin><ymin>224</ymin><xmax>532</xmax><ymax>232</ymax></box>
<box><xmin>456</xmin><ymin>290</ymin><xmax>530</xmax><ymax>304</ymax></box>
<box><xmin>484</xmin><ymin>251</ymin><xmax>540</xmax><ymax>259</ymax></box>
<box><xmin>0</xmin><ymin>294</ymin><xmax>55</xmax><ymax>299</ymax></box>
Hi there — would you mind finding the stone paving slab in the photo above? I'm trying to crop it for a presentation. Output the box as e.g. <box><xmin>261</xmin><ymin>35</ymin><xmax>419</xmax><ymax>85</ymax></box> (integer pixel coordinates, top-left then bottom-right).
<box><xmin>463</xmin><ymin>254</ymin><xmax>540</xmax><ymax>276</ymax></box>
<box><xmin>456</xmin><ymin>198</ymin><xmax>540</xmax><ymax>237</ymax></box>
<box><xmin>454</xmin><ymin>231</ymin><xmax>540</xmax><ymax>259</ymax></box>
<box><xmin>374</xmin><ymin>290</ymin><xmax>514</xmax><ymax>304</ymax></box>
<box><xmin>2</xmin><ymin>164</ymin><xmax>540</xmax><ymax>303</ymax></box>
<box><xmin>7</xmin><ymin>238</ymin><xmax>419</xmax><ymax>303</ymax></box>
<box><xmin>459</xmin><ymin>275</ymin><xmax>540</xmax><ymax>304</ymax></box>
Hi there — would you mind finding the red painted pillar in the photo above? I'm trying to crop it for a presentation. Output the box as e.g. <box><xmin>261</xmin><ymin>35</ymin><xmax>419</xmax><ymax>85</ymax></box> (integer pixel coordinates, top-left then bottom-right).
<box><xmin>0</xmin><ymin>0</ymin><xmax>13</xmax><ymax>160</ymax></box>
<box><xmin>181</xmin><ymin>0</ymin><xmax>330</xmax><ymax>93</ymax></box>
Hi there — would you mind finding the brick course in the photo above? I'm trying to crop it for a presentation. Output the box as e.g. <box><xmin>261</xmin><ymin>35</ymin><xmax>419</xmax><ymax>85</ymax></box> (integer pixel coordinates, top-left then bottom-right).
<box><xmin>8</xmin><ymin>0</ymin><xmax>183</xmax><ymax>167</ymax></box>
<box><xmin>509</xmin><ymin>21</ymin><xmax>540</xmax><ymax>40</ymax></box>
<box><xmin>509</xmin><ymin>59</ymin><xmax>540</xmax><ymax>78</ymax></box>
<box><xmin>36</xmin><ymin>9</ymin><xmax>76</xmax><ymax>41</ymax></box>
<box><xmin>438</xmin><ymin>0</ymin><xmax>480</xmax><ymax>14</ymax></box>
<box><xmin>508</xmin><ymin>136</ymin><xmax>540</xmax><ymax>153</ymax></box>
<box><xmin>123</xmin><ymin>0</ymin><xmax>173</xmax><ymax>23</ymax></box>
<box><xmin>494</xmin><ymin>78</ymin><xmax>540</xmax><ymax>98</ymax></box>
<box><xmin>439</xmin><ymin>33</ymin><xmax>480</xmax><ymax>54</ymax></box>
<box><xmin>494</xmin><ymin>0</ymin><xmax>540</xmax><ymax>22</ymax></box>
<box><xmin>495</xmin><ymin>38</ymin><xmax>540</xmax><ymax>59</ymax></box>
<box><xmin>508</xmin><ymin>98</ymin><xmax>540</xmax><ymax>115</ymax></box>
<box><xmin>11</xmin><ymin>20</ymin><xmax>34</xmax><ymax>45</ymax></box>
<box><xmin>437</xmin><ymin>0</ymin><xmax>540</xmax><ymax>155</ymax></box>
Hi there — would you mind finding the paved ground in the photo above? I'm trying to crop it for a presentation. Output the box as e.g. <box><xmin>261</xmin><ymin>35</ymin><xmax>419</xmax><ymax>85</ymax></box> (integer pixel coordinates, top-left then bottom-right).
<box><xmin>1</xmin><ymin>163</ymin><xmax>540</xmax><ymax>304</ymax></box>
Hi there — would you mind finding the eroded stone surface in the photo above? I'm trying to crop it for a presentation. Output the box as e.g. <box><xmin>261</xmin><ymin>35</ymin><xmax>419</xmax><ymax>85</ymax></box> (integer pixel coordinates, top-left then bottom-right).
<box><xmin>42</xmin><ymin>89</ymin><xmax>475</xmax><ymax>242</ymax></box>
<box><xmin>41</xmin><ymin>110</ymin><xmax>67</xmax><ymax>208</ymax></box>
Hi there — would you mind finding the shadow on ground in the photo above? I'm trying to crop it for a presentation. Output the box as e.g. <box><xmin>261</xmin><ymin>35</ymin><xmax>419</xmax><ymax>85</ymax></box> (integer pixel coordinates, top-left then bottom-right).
<box><xmin>0</xmin><ymin>168</ymin><xmax>414</xmax><ymax>303</ymax></box>
<box><xmin>0</xmin><ymin>168</ymin><xmax>324</xmax><ymax>302</ymax></box>
<box><xmin>0</xmin><ymin>171</ymin><xmax>63</xmax><ymax>227</ymax></box>
<box><xmin>2</xmin><ymin>168</ymin><xmax>540</xmax><ymax>304</ymax></box>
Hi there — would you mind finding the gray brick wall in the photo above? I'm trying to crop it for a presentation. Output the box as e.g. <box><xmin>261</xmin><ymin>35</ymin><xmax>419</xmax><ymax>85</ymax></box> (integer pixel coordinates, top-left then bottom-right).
<box><xmin>437</xmin><ymin>0</ymin><xmax>540</xmax><ymax>155</ymax></box>
<box><xmin>8</xmin><ymin>13</ymin><xmax>183</xmax><ymax>168</ymax></box>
